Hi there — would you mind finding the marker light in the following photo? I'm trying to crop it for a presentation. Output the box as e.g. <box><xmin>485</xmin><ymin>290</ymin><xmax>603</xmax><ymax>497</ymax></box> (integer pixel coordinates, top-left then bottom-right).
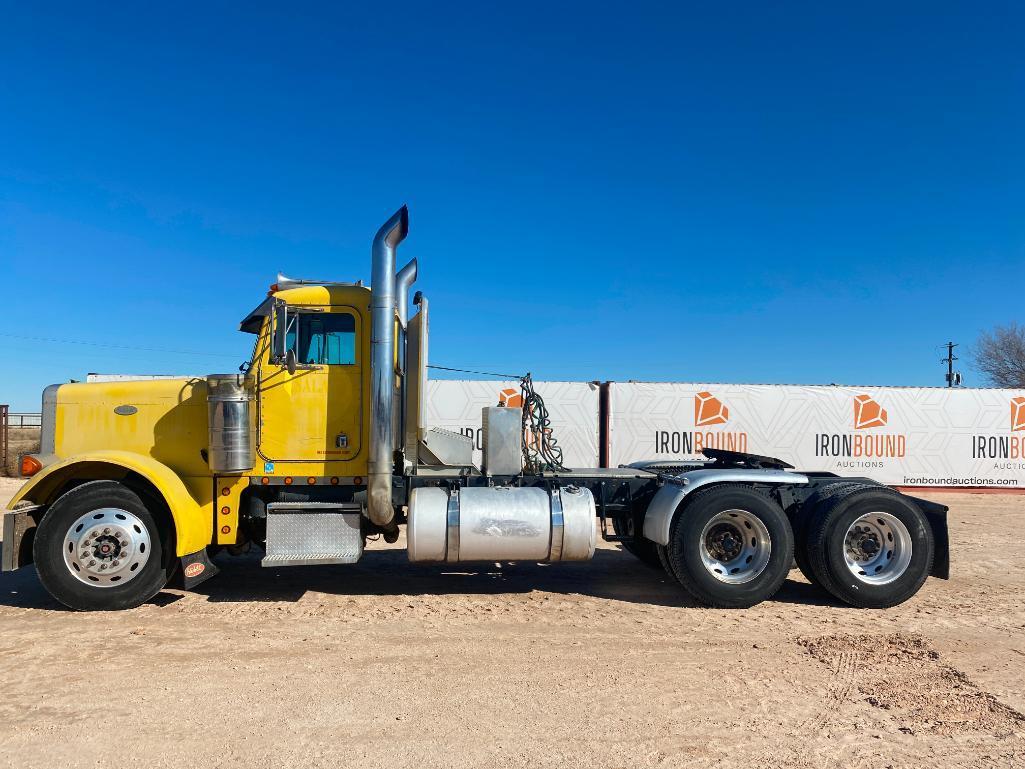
<box><xmin>20</xmin><ymin>455</ymin><xmax>42</xmax><ymax>477</ymax></box>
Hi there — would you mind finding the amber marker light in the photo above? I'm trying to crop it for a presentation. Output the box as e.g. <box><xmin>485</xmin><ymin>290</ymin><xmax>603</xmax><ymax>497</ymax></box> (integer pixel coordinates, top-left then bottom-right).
<box><xmin>20</xmin><ymin>455</ymin><xmax>42</xmax><ymax>477</ymax></box>
<box><xmin>307</xmin><ymin>477</ymin><xmax>317</xmax><ymax>485</ymax></box>
<box><xmin>284</xmin><ymin>477</ymin><xmax>293</xmax><ymax>485</ymax></box>
<box><xmin>220</xmin><ymin>506</ymin><xmax>230</xmax><ymax>516</ymax></box>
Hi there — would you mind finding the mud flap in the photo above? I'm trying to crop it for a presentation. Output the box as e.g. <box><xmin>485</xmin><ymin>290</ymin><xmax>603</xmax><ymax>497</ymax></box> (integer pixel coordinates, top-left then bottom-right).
<box><xmin>175</xmin><ymin>547</ymin><xmax>220</xmax><ymax>589</ymax></box>
<box><xmin>1</xmin><ymin>505</ymin><xmax>43</xmax><ymax>572</ymax></box>
<box><xmin>906</xmin><ymin>495</ymin><xmax>950</xmax><ymax>579</ymax></box>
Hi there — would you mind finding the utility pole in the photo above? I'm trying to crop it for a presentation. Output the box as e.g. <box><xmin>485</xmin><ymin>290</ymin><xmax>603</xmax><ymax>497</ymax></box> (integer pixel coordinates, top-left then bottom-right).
<box><xmin>942</xmin><ymin>342</ymin><xmax>960</xmax><ymax>387</ymax></box>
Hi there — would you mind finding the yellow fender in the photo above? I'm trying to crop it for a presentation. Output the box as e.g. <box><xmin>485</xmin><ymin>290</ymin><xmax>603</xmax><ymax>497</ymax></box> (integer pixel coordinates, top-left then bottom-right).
<box><xmin>9</xmin><ymin>450</ymin><xmax>209</xmax><ymax>556</ymax></box>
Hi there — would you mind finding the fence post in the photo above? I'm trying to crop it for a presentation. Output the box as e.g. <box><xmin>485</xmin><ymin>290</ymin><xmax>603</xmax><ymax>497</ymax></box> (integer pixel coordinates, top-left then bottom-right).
<box><xmin>1</xmin><ymin>404</ymin><xmax>8</xmax><ymax>475</ymax></box>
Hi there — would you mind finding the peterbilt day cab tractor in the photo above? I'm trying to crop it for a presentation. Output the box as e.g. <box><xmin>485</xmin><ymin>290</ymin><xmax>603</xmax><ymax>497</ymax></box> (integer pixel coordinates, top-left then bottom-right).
<box><xmin>2</xmin><ymin>207</ymin><xmax>949</xmax><ymax>611</ymax></box>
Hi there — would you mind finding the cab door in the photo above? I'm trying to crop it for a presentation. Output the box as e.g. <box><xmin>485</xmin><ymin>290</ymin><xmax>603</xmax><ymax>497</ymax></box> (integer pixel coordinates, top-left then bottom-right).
<box><xmin>257</xmin><ymin>306</ymin><xmax>363</xmax><ymax>465</ymax></box>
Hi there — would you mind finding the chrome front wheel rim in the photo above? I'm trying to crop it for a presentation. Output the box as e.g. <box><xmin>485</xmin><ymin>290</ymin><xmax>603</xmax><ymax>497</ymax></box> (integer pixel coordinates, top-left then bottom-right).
<box><xmin>62</xmin><ymin>508</ymin><xmax>152</xmax><ymax>588</ymax></box>
<box><xmin>843</xmin><ymin>512</ymin><xmax>912</xmax><ymax>586</ymax></box>
<box><xmin>699</xmin><ymin>509</ymin><xmax>772</xmax><ymax>584</ymax></box>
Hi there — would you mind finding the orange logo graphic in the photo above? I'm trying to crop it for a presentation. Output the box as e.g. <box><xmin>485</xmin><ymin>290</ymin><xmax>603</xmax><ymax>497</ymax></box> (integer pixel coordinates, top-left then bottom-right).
<box><xmin>853</xmin><ymin>394</ymin><xmax>888</xmax><ymax>429</ymax></box>
<box><xmin>498</xmin><ymin>388</ymin><xmax>523</xmax><ymax>408</ymax></box>
<box><xmin>1012</xmin><ymin>397</ymin><xmax>1025</xmax><ymax>432</ymax></box>
<box><xmin>694</xmin><ymin>391</ymin><xmax>729</xmax><ymax>426</ymax></box>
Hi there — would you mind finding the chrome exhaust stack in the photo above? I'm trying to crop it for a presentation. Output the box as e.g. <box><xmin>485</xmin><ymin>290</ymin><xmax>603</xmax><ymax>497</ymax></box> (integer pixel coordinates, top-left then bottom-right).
<box><xmin>368</xmin><ymin>206</ymin><xmax>409</xmax><ymax>534</ymax></box>
<box><xmin>395</xmin><ymin>258</ymin><xmax>418</xmax><ymax>327</ymax></box>
<box><xmin>395</xmin><ymin>257</ymin><xmax>418</xmax><ymax>465</ymax></box>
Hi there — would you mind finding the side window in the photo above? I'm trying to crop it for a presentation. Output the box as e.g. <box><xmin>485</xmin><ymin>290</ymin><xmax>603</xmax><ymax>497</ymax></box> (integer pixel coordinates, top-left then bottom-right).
<box><xmin>286</xmin><ymin>313</ymin><xmax>357</xmax><ymax>365</ymax></box>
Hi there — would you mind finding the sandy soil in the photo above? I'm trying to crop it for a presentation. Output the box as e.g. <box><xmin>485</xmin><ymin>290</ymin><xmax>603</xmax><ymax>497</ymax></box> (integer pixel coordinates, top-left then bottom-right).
<box><xmin>1</xmin><ymin>478</ymin><xmax>1023</xmax><ymax>768</ymax></box>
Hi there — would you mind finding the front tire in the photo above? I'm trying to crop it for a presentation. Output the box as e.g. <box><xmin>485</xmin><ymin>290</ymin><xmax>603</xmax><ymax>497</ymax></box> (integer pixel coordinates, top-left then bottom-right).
<box><xmin>666</xmin><ymin>485</ymin><xmax>794</xmax><ymax>608</ymax></box>
<box><xmin>33</xmin><ymin>480</ymin><xmax>176</xmax><ymax>611</ymax></box>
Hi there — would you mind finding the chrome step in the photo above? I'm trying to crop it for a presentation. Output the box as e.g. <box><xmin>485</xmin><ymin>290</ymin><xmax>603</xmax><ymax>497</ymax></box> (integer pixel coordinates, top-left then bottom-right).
<box><xmin>262</xmin><ymin>502</ymin><xmax>363</xmax><ymax>567</ymax></box>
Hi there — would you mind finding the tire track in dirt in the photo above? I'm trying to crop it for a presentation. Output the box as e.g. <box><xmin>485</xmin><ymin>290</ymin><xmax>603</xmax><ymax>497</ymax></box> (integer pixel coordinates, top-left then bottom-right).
<box><xmin>799</xmin><ymin>632</ymin><xmax>1025</xmax><ymax>738</ymax></box>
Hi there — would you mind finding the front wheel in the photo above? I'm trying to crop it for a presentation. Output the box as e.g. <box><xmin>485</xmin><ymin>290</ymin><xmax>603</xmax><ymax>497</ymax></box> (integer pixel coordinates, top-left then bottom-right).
<box><xmin>33</xmin><ymin>480</ymin><xmax>176</xmax><ymax>611</ymax></box>
<box><xmin>666</xmin><ymin>485</ymin><xmax>794</xmax><ymax>609</ymax></box>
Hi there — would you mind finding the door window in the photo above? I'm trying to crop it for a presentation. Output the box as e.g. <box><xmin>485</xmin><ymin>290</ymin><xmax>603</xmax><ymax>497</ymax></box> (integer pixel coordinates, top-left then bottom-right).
<box><xmin>285</xmin><ymin>313</ymin><xmax>357</xmax><ymax>365</ymax></box>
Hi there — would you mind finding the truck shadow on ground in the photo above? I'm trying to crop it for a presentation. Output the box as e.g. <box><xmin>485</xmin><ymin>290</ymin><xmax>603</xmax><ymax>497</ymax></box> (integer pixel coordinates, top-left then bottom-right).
<box><xmin>0</xmin><ymin>545</ymin><xmax>838</xmax><ymax>611</ymax></box>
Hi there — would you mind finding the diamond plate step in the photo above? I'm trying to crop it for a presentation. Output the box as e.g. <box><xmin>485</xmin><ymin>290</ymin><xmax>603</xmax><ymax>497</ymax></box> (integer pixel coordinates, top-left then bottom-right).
<box><xmin>262</xmin><ymin>502</ymin><xmax>364</xmax><ymax>567</ymax></box>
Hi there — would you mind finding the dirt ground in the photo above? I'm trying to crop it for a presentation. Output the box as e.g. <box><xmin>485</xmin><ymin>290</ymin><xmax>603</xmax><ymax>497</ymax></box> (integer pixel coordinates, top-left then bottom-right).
<box><xmin>1</xmin><ymin>477</ymin><xmax>1023</xmax><ymax>768</ymax></box>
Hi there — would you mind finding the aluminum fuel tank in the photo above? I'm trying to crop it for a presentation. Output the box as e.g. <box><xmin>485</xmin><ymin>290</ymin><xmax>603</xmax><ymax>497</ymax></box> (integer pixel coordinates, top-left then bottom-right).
<box><xmin>407</xmin><ymin>485</ymin><xmax>596</xmax><ymax>563</ymax></box>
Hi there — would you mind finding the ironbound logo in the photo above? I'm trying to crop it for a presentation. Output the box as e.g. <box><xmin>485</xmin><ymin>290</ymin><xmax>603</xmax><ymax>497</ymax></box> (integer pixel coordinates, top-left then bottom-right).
<box><xmin>971</xmin><ymin>396</ymin><xmax>1025</xmax><ymax>461</ymax></box>
<box><xmin>853</xmin><ymin>393</ymin><xmax>887</xmax><ymax>429</ymax></box>
<box><xmin>655</xmin><ymin>391</ymin><xmax>748</xmax><ymax>454</ymax></box>
<box><xmin>498</xmin><ymin>387</ymin><xmax>523</xmax><ymax>408</ymax></box>
<box><xmin>815</xmin><ymin>394</ymin><xmax>906</xmax><ymax>460</ymax></box>
<box><xmin>1013</xmin><ymin>396</ymin><xmax>1025</xmax><ymax>432</ymax></box>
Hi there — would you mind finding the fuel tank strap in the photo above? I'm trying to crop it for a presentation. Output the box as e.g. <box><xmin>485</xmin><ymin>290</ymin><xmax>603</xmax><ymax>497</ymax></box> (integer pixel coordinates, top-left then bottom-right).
<box><xmin>549</xmin><ymin>487</ymin><xmax>565</xmax><ymax>562</ymax></box>
<box><xmin>445</xmin><ymin>487</ymin><xmax>460</xmax><ymax>563</ymax></box>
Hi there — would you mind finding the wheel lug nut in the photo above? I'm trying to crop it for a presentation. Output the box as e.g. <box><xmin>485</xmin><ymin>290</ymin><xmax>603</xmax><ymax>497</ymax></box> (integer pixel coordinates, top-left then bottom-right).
<box><xmin>103</xmin><ymin>528</ymin><xmax>111</xmax><ymax>534</ymax></box>
<box><xmin>88</xmin><ymin>560</ymin><xmax>96</xmax><ymax>567</ymax></box>
<box><xmin>99</xmin><ymin>564</ymin><xmax>107</xmax><ymax>570</ymax></box>
<box><xmin>112</xmin><ymin>561</ymin><xmax>119</xmax><ymax>567</ymax></box>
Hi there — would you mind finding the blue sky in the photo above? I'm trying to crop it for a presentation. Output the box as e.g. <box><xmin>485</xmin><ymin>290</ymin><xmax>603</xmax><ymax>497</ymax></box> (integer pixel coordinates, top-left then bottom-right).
<box><xmin>1</xmin><ymin>2</ymin><xmax>1023</xmax><ymax>411</ymax></box>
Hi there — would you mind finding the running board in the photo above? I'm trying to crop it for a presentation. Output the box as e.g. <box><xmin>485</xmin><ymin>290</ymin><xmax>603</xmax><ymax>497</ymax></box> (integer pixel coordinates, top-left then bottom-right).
<box><xmin>262</xmin><ymin>502</ymin><xmax>364</xmax><ymax>567</ymax></box>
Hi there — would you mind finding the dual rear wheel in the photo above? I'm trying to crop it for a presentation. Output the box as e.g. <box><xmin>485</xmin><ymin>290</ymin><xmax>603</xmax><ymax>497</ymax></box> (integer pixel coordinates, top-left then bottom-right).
<box><xmin>655</xmin><ymin>483</ymin><xmax>934</xmax><ymax>609</ymax></box>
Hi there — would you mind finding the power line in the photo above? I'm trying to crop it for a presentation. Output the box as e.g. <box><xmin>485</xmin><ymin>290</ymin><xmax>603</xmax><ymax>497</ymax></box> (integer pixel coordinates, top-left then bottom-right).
<box><xmin>0</xmin><ymin>332</ymin><xmax>227</xmax><ymax>358</ymax></box>
<box><xmin>426</xmin><ymin>363</ymin><xmax>525</xmax><ymax>379</ymax></box>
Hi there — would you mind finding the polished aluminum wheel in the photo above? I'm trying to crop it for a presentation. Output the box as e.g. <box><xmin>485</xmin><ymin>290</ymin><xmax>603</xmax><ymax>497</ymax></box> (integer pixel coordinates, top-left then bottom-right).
<box><xmin>699</xmin><ymin>509</ymin><xmax>772</xmax><ymax>584</ymax></box>
<box><xmin>62</xmin><ymin>508</ymin><xmax>152</xmax><ymax>588</ymax></box>
<box><xmin>843</xmin><ymin>512</ymin><xmax>912</xmax><ymax>586</ymax></box>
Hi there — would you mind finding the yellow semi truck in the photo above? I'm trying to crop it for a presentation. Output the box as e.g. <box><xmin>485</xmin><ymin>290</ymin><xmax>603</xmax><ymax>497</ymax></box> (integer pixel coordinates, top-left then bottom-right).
<box><xmin>2</xmin><ymin>207</ymin><xmax>949</xmax><ymax>611</ymax></box>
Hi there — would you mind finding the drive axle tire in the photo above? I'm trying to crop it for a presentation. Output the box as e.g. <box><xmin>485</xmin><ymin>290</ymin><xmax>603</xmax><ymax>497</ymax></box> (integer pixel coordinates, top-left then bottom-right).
<box><xmin>666</xmin><ymin>485</ymin><xmax>794</xmax><ymax>609</ymax></box>
<box><xmin>612</xmin><ymin>516</ymin><xmax>663</xmax><ymax>570</ymax></box>
<box><xmin>793</xmin><ymin>482</ymin><xmax>872</xmax><ymax>585</ymax></box>
<box><xmin>805</xmin><ymin>486</ymin><xmax>933</xmax><ymax>609</ymax></box>
<box><xmin>656</xmin><ymin>543</ymin><xmax>677</xmax><ymax>580</ymax></box>
<box><xmin>33</xmin><ymin>481</ymin><xmax>176</xmax><ymax>611</ymax></box>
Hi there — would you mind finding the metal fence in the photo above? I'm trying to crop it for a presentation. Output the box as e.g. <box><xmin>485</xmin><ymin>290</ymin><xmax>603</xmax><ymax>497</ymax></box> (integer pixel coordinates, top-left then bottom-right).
<box><xmin>6</xmin><ymin>412</ymin><xmax>41</xmax><ymax>428</ymax></box>
<box><xmin>1</xmin><ymin>407</ymin><xmax>42</xmax><ymax>475</ymax></box>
